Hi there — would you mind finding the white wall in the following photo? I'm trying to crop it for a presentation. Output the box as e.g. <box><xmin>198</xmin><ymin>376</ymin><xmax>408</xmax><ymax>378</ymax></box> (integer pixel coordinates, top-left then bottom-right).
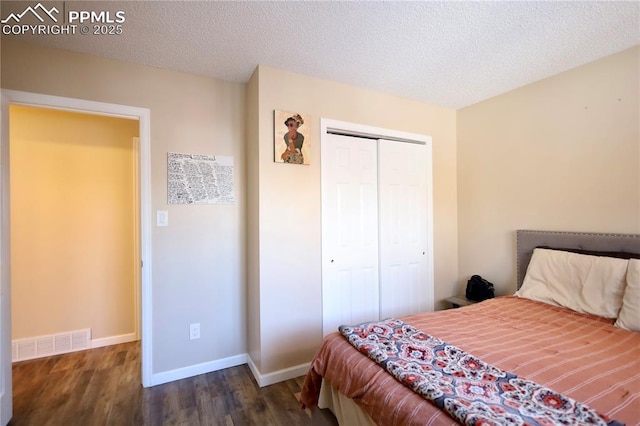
<box><xmin>1</xmin><ymin>40</ymin><xmax>247</xmax><ymax>376</ymax></box>
<box><xmin>457</xmin><ymin>46</ymin><xmax>640</xmax><ymax>296</ymax></box>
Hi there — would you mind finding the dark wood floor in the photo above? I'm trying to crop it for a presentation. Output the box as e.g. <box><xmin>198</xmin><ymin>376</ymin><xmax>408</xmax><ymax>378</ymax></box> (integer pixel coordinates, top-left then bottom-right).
<box><xmin>10</xmin><ymin>341</ymin><xmax>338</xmax><ymax>426</ymax></box>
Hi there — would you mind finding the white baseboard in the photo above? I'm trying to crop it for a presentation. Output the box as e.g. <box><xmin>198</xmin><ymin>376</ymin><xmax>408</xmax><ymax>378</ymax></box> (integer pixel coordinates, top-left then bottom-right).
<box><xmin>247</xmin><ymin>356</ymin><xmax>310</xmax><ymax>387</ymax></box>
<box><xmin>91</xmin><ymin>332</ymin><xmax>138</xmax><ymax>349</ymax></box>
<box><xmin>149</xmin><ymin>353</ymin><xmax>248</xmax><ymax>387</ymax></box>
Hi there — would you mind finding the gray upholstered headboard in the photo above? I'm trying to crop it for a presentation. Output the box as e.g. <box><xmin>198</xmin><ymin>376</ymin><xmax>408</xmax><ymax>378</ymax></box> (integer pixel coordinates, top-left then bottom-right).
<box><xmin>516</xmin><ymin>230</ymin><xmax>640</xmax><ymax>289</ymax></box>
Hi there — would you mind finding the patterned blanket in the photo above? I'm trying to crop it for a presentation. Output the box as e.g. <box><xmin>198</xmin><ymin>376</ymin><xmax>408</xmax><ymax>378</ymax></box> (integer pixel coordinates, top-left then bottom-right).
<box><xmin>339</xmin><ymin>318</ymin><xmax>624</xmax><ymax>426</ymax></box>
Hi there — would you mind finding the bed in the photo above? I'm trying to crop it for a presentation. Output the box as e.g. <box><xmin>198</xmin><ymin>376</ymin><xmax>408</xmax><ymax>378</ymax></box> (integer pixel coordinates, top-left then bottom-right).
<box><xmin>300</xmin><ymin>230</ymin><xmax>640</xmax><ymax>425</ymax></box>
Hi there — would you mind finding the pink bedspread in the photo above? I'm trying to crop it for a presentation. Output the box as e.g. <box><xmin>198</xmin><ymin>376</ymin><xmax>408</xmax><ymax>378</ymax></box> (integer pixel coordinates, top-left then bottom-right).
<box><xmin>300</xmin><ymin>296</ymin><xmax>640</xmax><ymax>425</ymax></box>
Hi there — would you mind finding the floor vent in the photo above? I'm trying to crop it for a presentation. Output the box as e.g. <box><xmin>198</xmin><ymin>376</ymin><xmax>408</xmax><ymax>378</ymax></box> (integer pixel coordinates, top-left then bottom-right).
<box><xmin>12</xmin><ymin>329</ymin><xmax>91</xmax><ymax>362</ymax></box>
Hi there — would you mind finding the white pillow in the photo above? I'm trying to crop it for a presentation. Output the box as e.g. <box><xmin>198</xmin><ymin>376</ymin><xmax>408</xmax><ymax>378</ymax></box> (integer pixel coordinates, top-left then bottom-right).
<box><xmin>516</xmin><ymin>248</ymin><xmax>628</xmax><ymax>318</ymax></box>
<box><xmin>615</xmin><ymin>258</ymin><xmax>640</xmax><ymax>332</ymax></box>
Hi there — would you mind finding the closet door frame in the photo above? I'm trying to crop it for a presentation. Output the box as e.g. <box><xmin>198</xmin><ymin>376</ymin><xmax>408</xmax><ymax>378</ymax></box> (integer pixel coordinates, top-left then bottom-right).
<box><xmin>320</xmin><ymin>118</ymin><xmax>434</xmax><ymax>335</ymax></box>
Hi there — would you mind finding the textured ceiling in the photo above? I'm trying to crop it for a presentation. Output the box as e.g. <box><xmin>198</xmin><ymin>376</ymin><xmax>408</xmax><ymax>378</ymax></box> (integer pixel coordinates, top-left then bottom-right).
<box><xmin>2</xmin><ymin>1</ymin><xmax>639</xmax><ymax>109</ymax></box>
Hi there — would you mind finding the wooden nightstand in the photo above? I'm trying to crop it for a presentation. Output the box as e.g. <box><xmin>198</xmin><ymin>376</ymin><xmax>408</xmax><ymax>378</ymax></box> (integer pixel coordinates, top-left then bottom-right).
<box><xmin>445</xmin><ymin>296</ymin><xmax>478</xmax><ymax>309</ymax></box>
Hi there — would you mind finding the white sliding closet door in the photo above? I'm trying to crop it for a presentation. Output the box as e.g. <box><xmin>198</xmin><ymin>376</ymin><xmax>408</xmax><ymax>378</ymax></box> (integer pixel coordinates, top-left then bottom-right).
<box><xmin>378</xmin><ymin>139</ymin><xmax>430</xmax><ymax>318</ymax></box>
<box><xmin>322</xmin><ymin>134</ymin><xmax>379</xmax><ymax>336</ymax></box>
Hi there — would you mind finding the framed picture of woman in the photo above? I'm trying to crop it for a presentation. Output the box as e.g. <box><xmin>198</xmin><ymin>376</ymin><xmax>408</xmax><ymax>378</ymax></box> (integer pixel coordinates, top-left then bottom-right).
<box><xmin>274</xmin><ymin>110</ymin><xmax>311</xmax><ymax>165</ymax></box>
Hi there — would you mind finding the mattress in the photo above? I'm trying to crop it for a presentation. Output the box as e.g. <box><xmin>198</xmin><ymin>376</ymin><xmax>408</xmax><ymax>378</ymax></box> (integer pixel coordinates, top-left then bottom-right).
<box><xmin>300</xmin><ymin>296</ymin><xmax>640</xmax><ymax>425</ymax></box>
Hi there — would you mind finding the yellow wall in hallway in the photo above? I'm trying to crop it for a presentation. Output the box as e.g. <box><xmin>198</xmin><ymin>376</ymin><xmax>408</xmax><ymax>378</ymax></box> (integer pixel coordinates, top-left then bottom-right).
<box><xmin>10</xmin><ymin>105</ymin><xmax>139</xmax><ymax>340</ymax></box>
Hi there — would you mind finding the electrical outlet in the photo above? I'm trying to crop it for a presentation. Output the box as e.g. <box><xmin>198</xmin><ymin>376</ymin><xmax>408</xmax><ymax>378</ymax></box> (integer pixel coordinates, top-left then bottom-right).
<box><xmin>189</xmin><ymin>323</ymin><xmax>200</xmax><ymax>340</ymax></box>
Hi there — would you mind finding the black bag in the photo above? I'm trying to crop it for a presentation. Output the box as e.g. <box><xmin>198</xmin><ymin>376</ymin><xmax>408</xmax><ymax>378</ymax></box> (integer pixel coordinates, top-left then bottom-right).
<box><xmin>465</xmin><ymin>275</ymin><xmax>495</xmax><ymax>302</ymax></box>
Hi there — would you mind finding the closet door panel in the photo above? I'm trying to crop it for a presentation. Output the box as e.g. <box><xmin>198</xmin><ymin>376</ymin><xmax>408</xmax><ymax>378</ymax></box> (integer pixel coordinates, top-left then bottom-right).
<box><xmin>379</xmin><ymin>139</ymin><xmax>429</xmax><ymax>318</ymax></box>
<box><xmin>322</xmin><ymin>134</ymin><xmax>379</xmax><ymax>336</ymax></box>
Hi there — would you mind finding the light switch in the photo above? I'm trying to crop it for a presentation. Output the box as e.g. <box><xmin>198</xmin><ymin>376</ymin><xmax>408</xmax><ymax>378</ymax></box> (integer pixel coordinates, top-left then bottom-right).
<box><xmin>157</xmin><ymin>210</ymin><xmax>168</xmax><ymax>227</ymax></box>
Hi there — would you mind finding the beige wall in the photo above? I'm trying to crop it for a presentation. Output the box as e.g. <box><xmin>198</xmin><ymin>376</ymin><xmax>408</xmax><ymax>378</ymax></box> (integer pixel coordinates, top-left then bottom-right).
<box><xmin>9</xmin><ymin>37</ymin><xmax>634</xmax><ymax>383</ymax></box>
<box><xmin>10</xmin><ymin>105</ymin><xmax>138</xmax><ymax>340</ymax></box>
<box><xmin>248</xmin><ymin>65</ymin><xmax>459</xmax><ymax>374</ymax></box>
<box><xmin>2</xmin><ymin>40</ymin><xmax>247</xmax><ymax>374</ymax></box>
<box><xmin>457</xmin><ymin>46</ymin><xmax>640</xmax><ymax>296</ymax></box>
<box><xmin>246</xmin><ymin>68</ymin><xmax>261</xmax><ymax>370</ymax></box>
<box><xmin>2</xmin><ymin>40</ymin><xmax>459</xmax><ymax>383</ymax></box>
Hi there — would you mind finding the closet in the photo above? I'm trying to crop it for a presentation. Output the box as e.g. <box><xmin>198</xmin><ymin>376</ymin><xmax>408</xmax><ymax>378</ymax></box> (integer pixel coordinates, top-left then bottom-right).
<box><xmin>321</xmin><ymin>120</ymin><xmax>434</xmax><ymax>336</ymax></box>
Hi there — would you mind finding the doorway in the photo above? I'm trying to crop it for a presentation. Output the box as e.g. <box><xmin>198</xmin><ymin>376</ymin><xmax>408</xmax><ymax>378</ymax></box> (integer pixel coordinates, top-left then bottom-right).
<box><xmin>0</xmin><ymin>90</ymin><xmax>153</xmax><ymax>426</ymax></box>
<box><xmin>10</xmin><ymin>105</ymin><xmax>140</xmax><ymax>359</ymax></box>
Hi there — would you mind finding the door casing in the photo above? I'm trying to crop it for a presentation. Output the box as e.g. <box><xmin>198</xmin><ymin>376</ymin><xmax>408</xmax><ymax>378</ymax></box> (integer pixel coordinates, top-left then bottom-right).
<box><xmin>0</xmin><ymin>89</ymin><xmax>154</xmax><ymax>425</ymax></box>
